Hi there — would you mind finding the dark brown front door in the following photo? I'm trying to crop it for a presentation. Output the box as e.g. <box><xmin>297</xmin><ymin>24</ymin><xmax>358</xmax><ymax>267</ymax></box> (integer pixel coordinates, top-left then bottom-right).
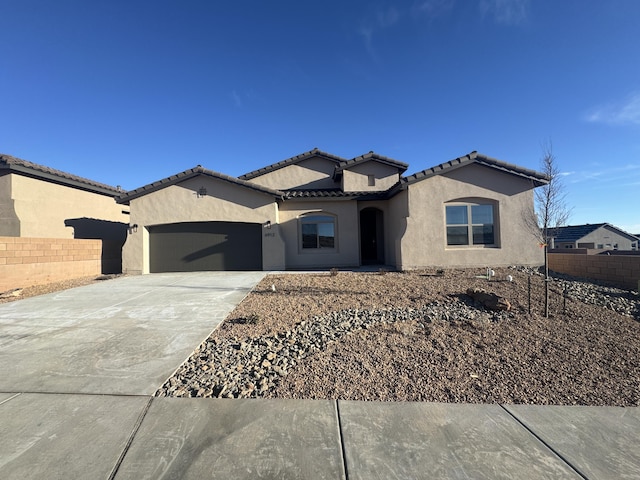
<box><xmin>360</xmin><ymin>208</ymin><xmax>384</xmax><ymax>265</ymax></box>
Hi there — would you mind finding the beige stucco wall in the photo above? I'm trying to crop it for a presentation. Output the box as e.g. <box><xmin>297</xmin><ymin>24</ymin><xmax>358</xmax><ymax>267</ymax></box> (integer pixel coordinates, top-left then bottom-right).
<box><xmin>6</xmin><ymin>173</ymin><xmax>127</xmax><ymax>238</ymax></box>
<box><xmin>342</xmin><ymin>163</ymin><xmax>400</xmax><ymax>192</ymax></box>
<box><xmin>0</xmin><ymin>174</ymin><xmax>20</xmax><ymax>236</ymax></box>
<box><xmin>378</xmin><ymin>192</ymin><xmax>409</xmax><ymax>268</ymax></box>
<box><xmin>398</xmin><ymin>164</ymin><xmax>543</xmax><ymax>269</ymax></box>
<box><xmin>121</xmin><ymin>175</ymin><xmax>285</xmax><ymax>274</ymax></box>
<box><xmin>277</xmin><ymin>200</ymin><xmax>360</xmax><ymax>269</ymax></box>
<box><xmin>247</xmin><ymin>157</ymin><xmax>339</xmax><ymax>190</ymax></box>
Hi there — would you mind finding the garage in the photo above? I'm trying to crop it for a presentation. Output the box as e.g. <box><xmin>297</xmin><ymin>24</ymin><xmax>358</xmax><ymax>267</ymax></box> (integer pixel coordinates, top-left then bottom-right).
<box><xmin>149</xmin><ymin>222</ymin><xmax>262</xmax><ymax>272</ymax></box>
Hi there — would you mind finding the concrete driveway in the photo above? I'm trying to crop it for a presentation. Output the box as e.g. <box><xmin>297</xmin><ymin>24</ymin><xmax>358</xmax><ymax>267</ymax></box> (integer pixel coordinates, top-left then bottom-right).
<box><xmin>0</xmin><ymin>272</ymin><xmax>266</xmax><ymax>395</ymax></box>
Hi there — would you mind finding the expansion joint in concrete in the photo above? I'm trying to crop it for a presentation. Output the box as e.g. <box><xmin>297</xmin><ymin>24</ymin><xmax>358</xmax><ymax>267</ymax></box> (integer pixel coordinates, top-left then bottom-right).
<box><xmin>335</xmin><ymin>400</ymin><xmax>350</xmax><ymax>480</ymax></box>
<box><xmin>499</xmin><ymin>404</ymin><xmax>589</xmax><ymax>480</ymax></box>
<box><xmin>108</xmin><ymin>396</ymin><xmax>154</xmax><ymax>480</ymax></box>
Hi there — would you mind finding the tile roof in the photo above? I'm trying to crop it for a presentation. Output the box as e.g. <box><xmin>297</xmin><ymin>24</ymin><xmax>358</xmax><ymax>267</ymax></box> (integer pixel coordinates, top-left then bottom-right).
<box><xmin>283</xmin><ymin>189</ymin><xmax>390</xmax><ymax>200</ymax></box>
<box><xmin>239</xmin><ymin>148</ymin><xmax>347</xmax><ymax>180</ymax></box>
<box><xmin>116</xmin><ymin>166</ymin><xmax>284</xmax><ymax>204</ymax></box>
<box><xmin>0</xmin><ymin>153</ymin><xmax>123</xmax><ymax>196</ymax></box>
<box><xmin>333</xmin><ymin>151</ymin><xmax>409</xmax><ymax>176</ymax></box>
<box><xmin>401</xmin><ymin>151</ymin><xmax>549</xmax><ymax>187</ymax></box>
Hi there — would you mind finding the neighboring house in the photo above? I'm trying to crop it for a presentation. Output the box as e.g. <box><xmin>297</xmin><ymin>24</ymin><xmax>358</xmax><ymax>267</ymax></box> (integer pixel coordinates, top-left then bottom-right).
<box><xmin>116</xmin><ymin>149</ymin><xmax>548</xmax><ymax>273</ymax></box>
<box><xmin>550</xmin><ymin>223</ymin><xmax>639</xmax><ymax>251</ymax></box>
<box><xmin>0</xmin><ymin>154</ymin><xmax>130</xmax><ymax>273</ymax></box>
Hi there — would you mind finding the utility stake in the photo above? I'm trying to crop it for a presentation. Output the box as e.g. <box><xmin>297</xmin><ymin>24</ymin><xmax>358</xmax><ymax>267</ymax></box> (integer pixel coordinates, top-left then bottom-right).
<box><xmin>528</xmin><ymin>276</ymin><xmax>531</xmax><ymax>315</ymax></box>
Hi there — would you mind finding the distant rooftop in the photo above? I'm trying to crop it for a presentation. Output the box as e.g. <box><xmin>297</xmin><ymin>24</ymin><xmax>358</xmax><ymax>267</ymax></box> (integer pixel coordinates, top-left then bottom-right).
<box><xmin>552</xmin><ymin>223</ymin><xmax>640</xmax><ymax>242</ymax></box>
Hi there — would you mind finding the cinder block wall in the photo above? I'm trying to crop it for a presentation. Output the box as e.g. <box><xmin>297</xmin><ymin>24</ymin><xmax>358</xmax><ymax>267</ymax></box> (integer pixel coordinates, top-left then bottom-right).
<box><xmin>548</xmin><ymin>252</ymin><xmax>640</xmax><ymax>290</ymax></box>
<box><xmin>0</xmin><ymin>237</ymin><xmax>102</xmax><ymax>291</ymax></box>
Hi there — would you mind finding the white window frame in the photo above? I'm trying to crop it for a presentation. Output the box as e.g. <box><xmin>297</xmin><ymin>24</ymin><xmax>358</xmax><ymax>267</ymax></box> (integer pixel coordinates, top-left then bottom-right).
<box><xmin>445</xmin><ymin>201</ymin><xmax>498</xmax><ymax>248</ymax></box>
<box><xmin>299</xmin><ymin>213</ymin><xmax>337</xmax><ymax>251</ymax></box>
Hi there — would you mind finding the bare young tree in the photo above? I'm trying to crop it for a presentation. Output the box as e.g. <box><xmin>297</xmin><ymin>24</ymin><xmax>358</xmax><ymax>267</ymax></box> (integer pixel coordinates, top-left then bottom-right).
<box><xmin>536</xmin><ymin>142</ymin><xmax>571</xmax><ymax>244</ymax></box>
<box><xmin>535</xmin><ymin>141</ymin><xmax>572</xmax><ymax>317</ymax></box>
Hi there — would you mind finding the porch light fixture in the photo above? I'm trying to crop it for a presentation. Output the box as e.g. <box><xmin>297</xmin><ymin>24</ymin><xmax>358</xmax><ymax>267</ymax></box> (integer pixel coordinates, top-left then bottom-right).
<box><xmin>264</xmin><ymin>220</ymin><xmax>271</xmax><ymax>229</ymax></box>
<box><xmin>128</xmin><ymin>224</ymin><xmax>138</xmax><ymax>234</ymax></box>
<box><xmin>197</xmin><ymin>187</ymin><xmax>207</xmax><ymax>198</ymax></box>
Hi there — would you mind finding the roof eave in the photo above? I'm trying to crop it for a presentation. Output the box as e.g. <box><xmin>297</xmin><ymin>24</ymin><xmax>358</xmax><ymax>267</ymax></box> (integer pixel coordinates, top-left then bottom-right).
<box><xmin>116</xmin><ymin>167</ymin><xmax>284</xmax><ymax>204</ymax></box>
<box><xmin>402</xmin><ymin>152</ymin><xmax>550</xmax><ymax>187</ymax></box>
<box><xmin>3</xmin><ymin>162</ymin><xmax>123</xmax><ymax>197</ymax></box>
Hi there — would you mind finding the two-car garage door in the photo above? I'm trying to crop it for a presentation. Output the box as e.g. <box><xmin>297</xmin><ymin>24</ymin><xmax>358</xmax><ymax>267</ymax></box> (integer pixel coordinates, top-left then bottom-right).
<box><xmin>148</xmin><ymin>222</ymin><xmax>262</xmax><ymax>272</ymax></box>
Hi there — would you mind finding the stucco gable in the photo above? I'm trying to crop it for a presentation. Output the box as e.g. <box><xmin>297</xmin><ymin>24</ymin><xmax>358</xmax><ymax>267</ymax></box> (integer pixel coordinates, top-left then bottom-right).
<box><xmin>0</xmin><ymin>153</ymin><xmax>123</xmax><ymax>196</ymax></box>
<box><xmin>333</xmin><ymin>151</ymin><xmax>408</xmax><ymax>178</ymax></box>
<box><xmin>401</xmin><ymin>151</ymin><xmax>549</xmax><ymax>188</ymax></box>
<box><xmin>239</xmin><ymin>148</ymin><xmax>346</xmax><ymax>181</ymax></box>
<box><xmin>116</xmin><ymin>166</ymin><xmax>284</xmax><ymax>204</ymax></box>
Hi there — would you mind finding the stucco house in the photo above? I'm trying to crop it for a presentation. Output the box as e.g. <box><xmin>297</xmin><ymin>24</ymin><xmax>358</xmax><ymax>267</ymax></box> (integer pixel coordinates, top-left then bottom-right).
<box><xmin>550</xmin><ymin>223</ymin><xmax>639</xmax><ymax>251</ymax></box>
<box><xmin>116</xmin><ymin>149</ymin><xmax>548</xmax><ymax>274</ymax></box>
<box><xmin>0</xmin><ymin>154</ymin><xmax>129</xmax><ymax>273</ymax></box>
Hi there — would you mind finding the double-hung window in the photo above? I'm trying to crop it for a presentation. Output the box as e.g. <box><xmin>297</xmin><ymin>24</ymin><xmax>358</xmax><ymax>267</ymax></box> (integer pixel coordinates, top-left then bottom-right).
<box><xmin>446</xmin><ymin>203</ymin><xmax>496</xmax><ymax>246</ymax></box>
<box><xmin>301</xmin><ymin>214</ymin><xmax>336</xmax><ymax>249</ymax></box>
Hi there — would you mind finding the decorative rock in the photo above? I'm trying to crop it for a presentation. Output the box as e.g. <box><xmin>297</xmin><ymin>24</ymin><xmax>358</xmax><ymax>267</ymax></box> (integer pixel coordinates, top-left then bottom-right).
<box><xmin>466</xmin><ymin>288</ymin><xmax>511</xmax><ymax>311</ymax></box>
<box><xmin>155</xmin><ymin>276</ymin><xmax>638</xmax><ymax>400</ymax></box>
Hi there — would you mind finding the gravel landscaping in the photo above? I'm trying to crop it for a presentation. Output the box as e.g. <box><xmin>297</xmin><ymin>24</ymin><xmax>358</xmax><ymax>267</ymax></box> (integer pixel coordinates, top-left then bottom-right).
<box><xmin>157</xmin><ymin>267</ymin><xmax>640</xmax><ymax>406</ymax></box>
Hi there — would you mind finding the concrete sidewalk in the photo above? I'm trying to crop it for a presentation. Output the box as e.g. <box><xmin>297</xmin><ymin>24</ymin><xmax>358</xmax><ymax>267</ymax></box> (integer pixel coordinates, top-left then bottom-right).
<box><xmin>0</xmin><ymin>273</ymin><xmax>638</xmax><ymax>479</ymax></box>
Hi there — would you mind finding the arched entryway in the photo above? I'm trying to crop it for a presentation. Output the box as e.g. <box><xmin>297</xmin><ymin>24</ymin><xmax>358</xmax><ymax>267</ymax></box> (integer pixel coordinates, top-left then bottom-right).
<box><xmin>359</xmin><ymin>207</ymin><xmax>385</xmax><ymax>265</ymax></box>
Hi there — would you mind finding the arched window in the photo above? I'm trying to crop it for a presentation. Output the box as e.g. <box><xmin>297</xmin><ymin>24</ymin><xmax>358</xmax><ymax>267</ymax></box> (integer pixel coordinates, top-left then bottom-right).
<box><xmin>445</xmin><ymin>201</ymin><xmax>497</xmax><ymax>246</ymax></box>
<box><xmin>300</xmin><ymin>214</ymin><xmax>336</xmax><ymax>249</ymax></box>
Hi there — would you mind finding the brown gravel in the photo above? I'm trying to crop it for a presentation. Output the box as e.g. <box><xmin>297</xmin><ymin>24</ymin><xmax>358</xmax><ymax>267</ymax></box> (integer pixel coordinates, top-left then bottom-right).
<box><xmin>216</xmin><ymin>268</ymin><xmax>640</xmax><ymax>406</ymax></box>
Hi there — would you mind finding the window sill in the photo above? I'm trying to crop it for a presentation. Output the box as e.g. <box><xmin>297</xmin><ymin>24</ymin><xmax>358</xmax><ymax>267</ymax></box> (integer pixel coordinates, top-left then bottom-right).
<box><xmin>300</xmin><ymin>248</ymin><xmax>338</xmax><ymax>254</ymax></box>
<box><xmin>446</xmin><ymin>244</ymin><xmax>500</xmax><ymax>249</ymax></box>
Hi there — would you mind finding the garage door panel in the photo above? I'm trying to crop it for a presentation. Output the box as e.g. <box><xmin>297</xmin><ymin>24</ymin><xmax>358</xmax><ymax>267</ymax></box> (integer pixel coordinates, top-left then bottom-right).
<box><xmin>149</xmin><ymin>222</ymin><xmax>262</xmax><ymax>272</ymax></box>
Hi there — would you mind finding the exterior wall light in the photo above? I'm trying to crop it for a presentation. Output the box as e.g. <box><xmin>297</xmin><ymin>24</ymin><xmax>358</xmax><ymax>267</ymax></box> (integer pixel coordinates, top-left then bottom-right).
<box><xmin>197</xmin><ymin>187</ymin><xmax>207</xmax><ymax>198</ymax></box>
<box><xmin>264</xmin><ymin>220</ymin><xmax>271</xmax><ymax>229</ymax></box>
<box><xmin>128</xmin><ymin>224</ymin><xmax>138</xmax><ymax>234</ymax></box>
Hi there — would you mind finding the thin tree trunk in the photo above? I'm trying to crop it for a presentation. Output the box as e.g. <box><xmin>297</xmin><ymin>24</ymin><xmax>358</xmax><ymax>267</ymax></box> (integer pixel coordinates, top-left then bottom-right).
<box><xmin>544</xmin><ymin>244</ymin><xmax>549</xmax><ymax>318</ymax></box>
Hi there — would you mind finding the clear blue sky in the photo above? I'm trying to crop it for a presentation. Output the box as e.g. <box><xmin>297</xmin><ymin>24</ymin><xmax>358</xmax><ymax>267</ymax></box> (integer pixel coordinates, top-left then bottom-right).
<box><xmin>2</xmin><ymin>1</ymin><xmax>639</xmax><ymax>233</ymax></box>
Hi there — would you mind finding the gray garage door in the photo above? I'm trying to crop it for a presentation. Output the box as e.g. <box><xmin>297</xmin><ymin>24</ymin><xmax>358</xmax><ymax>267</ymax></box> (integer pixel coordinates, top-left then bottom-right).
<box><xmin>149</xmin><ymin>222</ymin><xmax>262</xmax><ymax>272</ymax></box>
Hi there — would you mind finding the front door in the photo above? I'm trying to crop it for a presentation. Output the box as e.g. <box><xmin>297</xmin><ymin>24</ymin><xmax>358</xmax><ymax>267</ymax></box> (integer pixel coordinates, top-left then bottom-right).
<box><xmin>360</xmin><ymin>208</ymin><xmax>384</xmax><ymax>265</ymax></box>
